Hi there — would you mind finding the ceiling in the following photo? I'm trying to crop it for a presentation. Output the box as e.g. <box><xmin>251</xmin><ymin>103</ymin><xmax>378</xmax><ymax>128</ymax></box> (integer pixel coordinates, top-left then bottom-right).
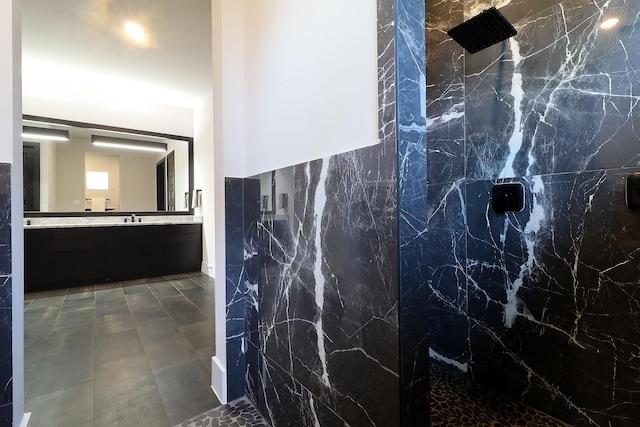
<box><xmin>22</xmin><ymin>0</ymin><xmax>213</xmax><ymax>109</ymax></box>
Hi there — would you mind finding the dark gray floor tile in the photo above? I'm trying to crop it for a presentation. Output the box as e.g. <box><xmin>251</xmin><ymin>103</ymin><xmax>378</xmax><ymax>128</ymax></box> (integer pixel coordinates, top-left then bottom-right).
<box><xmin>94</xmin><ymin>389</ymin><xmax>171</xmax><ymax>427</ymax></box>
<box><xmin>95</xmin><ymin>299</ymin><xmax>130</xmax><ymax>316</ymax></box>
<box><xmin>66</xmin><ymin>287</ymin><xmax>94</xmax><ymax>297</ymax></box>
<box><xmin>196</xmin><ymin>346</ymin><xmax>214</xmax><ymax>372</ymax></box>
<box><xmin>122</xmin><ymin>283</ymin><xmax>151</xmax><ymax>294</ymax></box>
<box><xmin>25</xmin><ymin>381</ymin><xmax>93</xmax><ymax>427</ymax></box>
<box><xmin>26</xmin><ymin>296</ymin><xmax>64</xmax><ymax>312</ymax></box>
<box><xmin>24</xmin><ymin>320</ymin><xmax>55</xmax><ymax>345</ymax></box>
<box><xmin>95</xmin><ymin>329</ymin><xmax>144</xmax><ymax>365</ymax></box>
<box><xmin>25</xmin><ymin>273</ymin><xmax>217</xmax><ymax>426</ymax></box>
<box><xmin>29</xmin><ymin>346</ymin><xmax>94</xmax><ymax>398</ymax></box>
<box><xmin>136</xmin><ymin>317</ymin><xmax>180</xmax><ymax>343</ymax></box>
<box><xmin>148</xmin><ymin>282</ymin><xmax>182</xmax><ymax>298</ymax></box>
<box><xmin>24</xmin><ymin>369</ymin><xmax>36</xmax><ymax>398</ymax></box>
<box><xmin>59</xmin><ymin>295</ymin><xmax>94</xmax><ymax>313</ymax></box>
<box><xmin>24</xmin><ymin>306</ymin><xmax>59</xmax><ymax>325</ymax></box>
<box><xmin>126</xmin><ymin>291</ymin><xmax>161</xmax><ymax>308</ymax></box>
<box><xmin>189</xmin><ymin>274</ymin><xmax>215</xmax><ymax>288</ymax></box>
<box><xmin>94</xmin><ymin>353</ymin><xmax>157</xmax><ymax>411</ymax></box>
<box><xmin>95</xmin><ymin>312</ymin><xmax>135</xmax><ymax>335</ymax></box>
<box><xmin>179</xmin><ymin>321</ymin><xmax>215</xmax><ymax>351</ymax></box>
<box><xmin>143</xmin><ymin>335</ymin><xmax>200</xmax><ymax>375</ymax></box>
<box><xmin>93</xmin><ymin>281</ymin><xmax>123</xmax><ymax>291</ymax></box>
<box><xmin>155</xmin><ymin>359</ymin><xmax>219</xmax><ymax>425</ymax></box>
<box><xmin>94</xmin><ymin>287</ymin><xmax>126</xmax><ymax>303</ymax></box>
<box><xmin>170</xmin><ymin>278</ymin><xmax>201</xmax><ymax>291</ymax></box>
<box><xmin>182</xmin><ymin>294</ymin><xmax>215</xmax><ymax>320</ymax></box>
<box><xmin>130</xmin><ymin>304</ymin><xmax>169</xmax><ymax>323</ymax></box>
<box><xmin>52</xmin><ymin>308</ymin><xmax>95</xmax><ymax>331</ymax></box>
<box><xmin>163</xmin><ymin>272</ymin><xmax>200</xmax><ymax>281</ymax></box>
<box><xmin>25</xmin><ymin>340</ymin><xmax>48</xmax><ymax>372</ymax></box>
<box><xmin>166</xmin><ymin>303</ymin><xmax>209</xmax><ymax>327</ymax></box>
<box><xmin>44</xmin><ymin>324</ymin><xmax>94</xmax><ymax>357</ymax></box>
<box><xmin>157</xmin><ymin>293</ymin><xmax>191</xmax><ymax>306</ymax></box>
<box><xmin>34</xmin><ymin>289</ymin><xmax>67</xmax><ymax>299</ymax></box>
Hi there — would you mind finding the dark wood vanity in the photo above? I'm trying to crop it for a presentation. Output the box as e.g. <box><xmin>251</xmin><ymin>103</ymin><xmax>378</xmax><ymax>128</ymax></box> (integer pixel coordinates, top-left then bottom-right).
<box><xmin>24</xmin><ymin>222</ymin><xmax>202</xmax><ymax>293</ymax></box>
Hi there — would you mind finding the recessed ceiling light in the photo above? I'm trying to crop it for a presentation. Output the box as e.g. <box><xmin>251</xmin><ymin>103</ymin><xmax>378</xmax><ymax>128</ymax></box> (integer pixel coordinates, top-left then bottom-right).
<box><xmin>22</xmin><ymin>126</ymin><xmax>69</xmax><ymax>142</ymax></box>
<box><xmin>600</xmin><ymin>17</ymin><xmax>620</xmax><ymax>29</ymax></box>
<box><xmin>91</xmin><ymin>135</ymin><xmax>167</xmax><ymax>153</ymax></box>
<box><xmin>124</xmin><ymin>21</ymin><xmax>148</xmax><ymax>46</ymax></box>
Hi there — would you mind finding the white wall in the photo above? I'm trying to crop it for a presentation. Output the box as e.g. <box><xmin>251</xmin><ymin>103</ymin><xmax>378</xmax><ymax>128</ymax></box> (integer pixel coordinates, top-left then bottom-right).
<box><xmin>23</xmin><ymin>90</ymin><xmax>195</xmax><ymax>138</ymax></box>
<box><xmin>217</xmin><ymin>1</ymin><xmax>246</xmax><ymax>178</ymax></box>
<box><xmin>2</xmin><ymin>0</ymin><xmax>26</xmax><ymax>424</ymax></box>
<box><xmin>242</xmin><ymin>0</ymin><xmax>378</xmax><ymax>176</ymax></box>
<box><xmin>194</xmin><ymin>91</ymin><xmax>216</xmax><ymax>277</ymax></box>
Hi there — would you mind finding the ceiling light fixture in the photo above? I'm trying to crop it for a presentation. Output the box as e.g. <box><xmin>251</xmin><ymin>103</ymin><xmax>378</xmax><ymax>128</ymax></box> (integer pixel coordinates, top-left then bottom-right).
<box><xmin>91</xmin><ymin>135</ymin><xmax>167</xmax><ymax>153</ymax></box>
<box><xmin>600</xmin><ymin>17</ymin><xmax>620</xmax><ymax>29</ymax></box>
<box><xmin>124</xmin><ymin>21</ymin><xmax>148</xmax><ymax>47</ymax></box>
<box><xmin>22</xmin><ymin>126</ymin><xmax>70</xmax><ymax>142</ymax></box>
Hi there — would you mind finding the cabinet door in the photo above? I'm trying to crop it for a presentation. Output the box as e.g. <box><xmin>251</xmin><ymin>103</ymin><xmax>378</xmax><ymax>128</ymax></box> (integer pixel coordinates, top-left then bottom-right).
<box><xmin>24</xmin><ymin>228</ymin><xmax>52</xmax><ymax>292</ymax></box>
<box><xmin>51</xmin><ymin>228</ymin><xmax>107</xmax><ymax>286</ymax></box>
<box><xmin>164</xmin><ymin>224</ymin><xmax>202</xmax><ymax>273</ymax></box>
<box><xmin>106</xmin><ymin>226</ymin><xmax>164</xmax><ymax>280</ymax></box>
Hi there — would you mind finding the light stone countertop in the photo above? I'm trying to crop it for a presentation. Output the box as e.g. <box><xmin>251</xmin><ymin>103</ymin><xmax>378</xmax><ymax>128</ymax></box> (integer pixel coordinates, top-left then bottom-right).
<box><xmin>23</xmin><ymin>215</ymin><xmax>203</xmax><ymax>229</ymax></box>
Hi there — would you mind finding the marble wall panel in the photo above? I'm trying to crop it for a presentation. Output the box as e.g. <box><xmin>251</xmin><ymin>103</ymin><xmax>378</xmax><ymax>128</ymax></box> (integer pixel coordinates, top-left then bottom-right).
<box><xmin>248</xmin><ymin>341</ymin><xmax>349</xmax><ymax>427</ymax></box>
<box><xmin>426</xmin><ymin>181</ymin><xmax>468</xmax><ymax>368</ymax></box>
<box><xmin>467</xmin><ymin>170</ymin><xmax>640</xmax><ymax>426</ymax></box>
<box><xmin>426</xmin><ymin>0</ymin><xmax>640</xmax><ymax>425</ymax></box>
<box><xmin>225</xmin><ymin>177</ymin><xmax>260</xmax><ymax>402</ymax></box>
<box><xmin>465</xmin><ymin>0</ymin><xmax>640</xmax><ymax>180</ymax></box>
<box><xmin>0</xmin><ymin>164</ymin><xmax>11</xmax><ymax>421</ymax></box>
<box><xmin>378</xmin><ymin>0</ymin><xmax>396</xmax><ymax>145</ymax></box>
<box><xmin>425</xmin><ymin>0</ymin><xmax>465</xmax><ymax>185</ymax></box>
<box><xmin>257</xmin><ymin>141</ymin><xmax>400</xmax><ymax>426</ymax></box>
<box><xmin>396</xmin><ymin>0</ymin><xmax>429</xmax><ymax>423</ymax></box>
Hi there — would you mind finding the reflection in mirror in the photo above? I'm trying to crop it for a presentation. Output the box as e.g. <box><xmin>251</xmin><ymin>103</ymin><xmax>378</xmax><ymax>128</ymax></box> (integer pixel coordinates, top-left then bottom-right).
<box><xmin>260</xmin><ymin>168</ymin><xmax>294</xmax><ymax>224</ymax></box>
<box><xmin>22</xmin><ymin>116</ymin><xmax>193</xmax><ymax>214</ymax></box>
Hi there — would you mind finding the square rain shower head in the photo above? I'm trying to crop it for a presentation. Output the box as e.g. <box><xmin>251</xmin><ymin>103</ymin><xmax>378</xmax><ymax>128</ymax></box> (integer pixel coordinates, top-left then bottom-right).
<box><xmin>447</xmin><ymin>7</ymin><xmax>517</xmax><ymax>54</ymax></box>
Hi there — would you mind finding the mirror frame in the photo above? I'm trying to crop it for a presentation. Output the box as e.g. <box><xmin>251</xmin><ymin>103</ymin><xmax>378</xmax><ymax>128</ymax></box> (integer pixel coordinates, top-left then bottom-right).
<box><xmin>23</xmin><ymin>114</ymin><xmax>195</xmax><ymax>217</ymax></box>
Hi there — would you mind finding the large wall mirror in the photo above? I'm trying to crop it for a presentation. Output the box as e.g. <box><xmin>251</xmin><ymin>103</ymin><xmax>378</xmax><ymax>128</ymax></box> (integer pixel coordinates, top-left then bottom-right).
<box><xmin>23</xmin><ymin>115</ymin><xmax>194</xmax><ymax>216</ymax></box>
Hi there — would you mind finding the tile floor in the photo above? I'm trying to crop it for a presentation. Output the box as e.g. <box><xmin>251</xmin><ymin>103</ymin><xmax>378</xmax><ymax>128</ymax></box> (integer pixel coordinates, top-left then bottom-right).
<box><xmin>430</xmin><ymin>359</ymin><xmax>572</xmax><ymax>426</ymax></box>
<box><xmin>24</xmin><ymin>272</ymin><xmax>219</xmax><ymax>427</ymax></box>
<box><xmin>177</xmin><ymin>359</ymin><xmax>570</xmax><ymax>426</ymax></box>
<box><xmin>175</xmin><ymin>397</ymin><xmax>269</xmax><ymax>427</ymax></box>
<box><xmin>25</xmin><ymin>272</ymin><xmax>572</xmax><ymax>426</ymax></box>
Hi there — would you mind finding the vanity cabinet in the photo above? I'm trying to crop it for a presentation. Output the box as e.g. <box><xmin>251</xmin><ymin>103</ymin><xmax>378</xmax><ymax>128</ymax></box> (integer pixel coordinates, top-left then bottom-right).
<box><xmin>25</xmin><ymin>223</ymin><xmax>202</xmax><ymax>292</ymax></box>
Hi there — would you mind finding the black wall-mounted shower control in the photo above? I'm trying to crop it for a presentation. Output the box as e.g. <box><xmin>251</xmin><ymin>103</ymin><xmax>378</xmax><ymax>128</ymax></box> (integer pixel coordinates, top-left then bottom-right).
<box><xmin>492</xmin><ymin>182</ymin><xmax>525</xmax><ymax>213</ymax></box>
<box><xmin>626</xmin><ymin>173</ymin><xmax>640</xmax><ymax>210</ymax></box>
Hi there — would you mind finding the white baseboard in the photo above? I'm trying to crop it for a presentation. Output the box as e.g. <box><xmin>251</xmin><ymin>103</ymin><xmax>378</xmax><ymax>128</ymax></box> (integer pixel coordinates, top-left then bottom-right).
<box><xmin>211</xmin><ymin>356</ymin><xmax>227</xmax><ymax>404</ymax></box>
<box><xmin>20</xmin><ymin>412</ymin><xmax>31</xmax><ymax>427</ymax></box>
<box><xmin>201</xmin><ymin>261</ymin><xmax>215</xmax><ymax>278</ymax></box>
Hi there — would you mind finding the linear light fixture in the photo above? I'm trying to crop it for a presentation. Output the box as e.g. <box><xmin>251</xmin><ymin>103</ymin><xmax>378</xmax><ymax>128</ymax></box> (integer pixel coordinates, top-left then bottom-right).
<box><xmin>22</xmin><ymin>126</ymin><xmax>70</xmax><ymax>142</ymax></box>
<box><xmin>91</xmin><ymin>135</ymin><xmax>167</xmax><ymax>153</ymax></box>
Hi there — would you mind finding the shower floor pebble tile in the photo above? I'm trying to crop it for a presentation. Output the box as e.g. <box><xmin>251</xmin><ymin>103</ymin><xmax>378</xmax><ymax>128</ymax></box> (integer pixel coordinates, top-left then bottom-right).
<box><xmin>430</xmin><ymin>360</ymin><xmax>572</xmax><ymax>427</ymax></box>
<box><xmin>174</xmin><ymin>397</ymin><xmax>269</xmax><ymax>427</ymax></box>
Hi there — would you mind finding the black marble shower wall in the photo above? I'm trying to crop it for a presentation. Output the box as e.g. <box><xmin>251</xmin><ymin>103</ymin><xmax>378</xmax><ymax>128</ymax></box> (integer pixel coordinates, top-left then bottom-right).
<box><xmin>427</xmin><ymin>0</ymin><xmax>640</xmax><ymax>425</ymax></box>
<box><xmin>0</xmin><ymin>164</ymin><xmax>12</xmax><ymax>424</ymax></box>
<box><xmin>223</xmin><ymin>0</ymin><xmax>430</xmax><ymax>425</ymax></box>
